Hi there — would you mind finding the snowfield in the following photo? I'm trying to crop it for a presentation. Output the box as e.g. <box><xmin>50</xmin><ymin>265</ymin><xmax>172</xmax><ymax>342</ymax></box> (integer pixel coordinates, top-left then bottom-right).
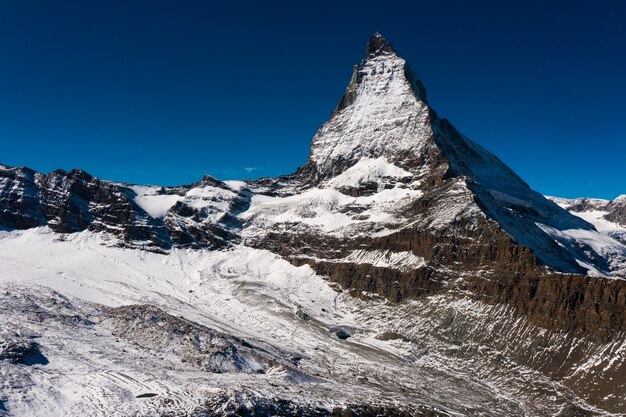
<box><xmin>0</xmin><ymin>227</ymin><xmax>615</xmax><ymax>416</ymax></box>
<box><xmin>242</xmin><ymin>181</ymin><xmax>423</xmax><ymax>237</ymax></box>
<box><xmin>545</xmin><ymin>197</ymin><xmax>626</xmax><ymax>277</ymax></box>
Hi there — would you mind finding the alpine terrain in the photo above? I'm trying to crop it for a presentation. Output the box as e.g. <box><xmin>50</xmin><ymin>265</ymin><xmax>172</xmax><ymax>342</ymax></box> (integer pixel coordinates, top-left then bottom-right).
<box><xmin>1</xmin><ymin>33</ymin><xmax>625</xmax><ymax>417</ymax></box>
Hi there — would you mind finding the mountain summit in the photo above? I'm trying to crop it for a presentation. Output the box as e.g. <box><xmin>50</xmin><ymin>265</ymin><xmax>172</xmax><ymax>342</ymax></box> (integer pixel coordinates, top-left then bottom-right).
<box><xmin>294</xmin><ymin>33</ymin><xmax>614</xmax><ymax>277</ymax></box>
<box><xmin>366</xmin><ymin>32</ymin><xmax>397</xmax><ymax>57</ymax></box>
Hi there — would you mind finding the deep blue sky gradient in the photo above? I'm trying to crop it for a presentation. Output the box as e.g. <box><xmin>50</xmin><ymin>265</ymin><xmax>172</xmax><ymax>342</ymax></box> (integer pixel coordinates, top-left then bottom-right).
<box><xmin>1</xmin><ymin>1</ymin><xmax>625</xmax><ymax>199</ymax></box>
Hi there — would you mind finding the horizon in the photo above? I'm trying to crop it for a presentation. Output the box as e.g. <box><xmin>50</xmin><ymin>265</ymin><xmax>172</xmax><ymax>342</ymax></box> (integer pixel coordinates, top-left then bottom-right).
<box><xmin>1</xmin><ymin>1</ymin><xmax>625</xmax><ymax>199</ymax></box>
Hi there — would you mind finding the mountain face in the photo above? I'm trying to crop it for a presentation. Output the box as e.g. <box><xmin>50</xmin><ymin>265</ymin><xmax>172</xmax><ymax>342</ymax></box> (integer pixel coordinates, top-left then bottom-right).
<box><xmin>0</xmin><ymin>166</ymin><xmax>250</xmax><ymax>251</ymax></box>
<box><xmin>550</xmin><ymin>195</ymin><xmax>626</xmax><ymax>230</ymax></box>
<box><xmin>1</xmin><ymin>33</ymin><xmax>626</xmax><ymax>416</ymax></box>
<box><xmin>548</xmin><ymin>195</ymin><xmax>626</xmax><ymax>275</ymax></box>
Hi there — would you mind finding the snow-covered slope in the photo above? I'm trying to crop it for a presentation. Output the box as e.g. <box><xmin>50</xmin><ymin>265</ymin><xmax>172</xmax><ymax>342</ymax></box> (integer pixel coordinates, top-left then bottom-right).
<box><xmin>550</xmin><ymin>195</ymin><xmax>626</xmax><ymax>231</ymax></box>
<box><xmin>0</xmin><ymin>228</ymin><xmax>619</xmax><ymax>416</ymax></box>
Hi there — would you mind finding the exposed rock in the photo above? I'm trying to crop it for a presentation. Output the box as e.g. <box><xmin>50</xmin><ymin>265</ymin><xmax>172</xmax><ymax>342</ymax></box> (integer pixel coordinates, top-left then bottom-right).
<box><xmin>0</xmin><ymin>332</ymin><xmax>48</xmax><ymax>366</ymax></box>
<box><xmin>104</xmin><ymin>304</ymin><xmax>299</xmax><ymax>374</ymax></box>
<box><xmin>606</xmin><ymin>195</ymin><xmax>626</xmax><ymax>226</ymax></box>
<box><xmin>197</xmin><ymin>389</ymin><xmax>445</xmax><ymax>417</ymax></box>
<box><xmin>0</xmin><ymin>165</ymin><xmax>251</xmax><ymax>251</ymax></box>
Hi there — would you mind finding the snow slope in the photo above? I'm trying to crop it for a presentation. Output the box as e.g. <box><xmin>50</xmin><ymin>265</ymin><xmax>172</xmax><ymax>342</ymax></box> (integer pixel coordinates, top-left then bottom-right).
<box><xmin>0</xmin><ymin>227</ymin><xmax>614</xmax><ymax>416</ymax></box>
<box><xmin>325</xmin><ymin>157</ymin><xmax>412</xmax><ymax>189</ymax></box>
<box><xmin>129</xmin><ymin>185</ymin><xmax>182</xmax><ymax>218</ymax></box>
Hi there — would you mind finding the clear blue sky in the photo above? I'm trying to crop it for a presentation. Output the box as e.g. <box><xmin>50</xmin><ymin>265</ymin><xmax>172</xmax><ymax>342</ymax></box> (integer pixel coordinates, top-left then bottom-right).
<box><xmin>1</xmin><ymin>1</ymin><xmax>624</xmax><ymax>199</ymax></box>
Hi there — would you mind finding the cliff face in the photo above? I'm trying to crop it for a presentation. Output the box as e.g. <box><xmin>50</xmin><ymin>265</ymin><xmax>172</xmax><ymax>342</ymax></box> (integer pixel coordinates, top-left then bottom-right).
<box><xmin>0</xmin><ymin>166</ymin><xmax>172</xmax><ymax>249</ymax></box>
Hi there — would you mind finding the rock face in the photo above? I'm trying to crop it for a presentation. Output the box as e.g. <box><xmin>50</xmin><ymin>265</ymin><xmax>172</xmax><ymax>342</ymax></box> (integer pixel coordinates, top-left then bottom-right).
<box><xmin>0</xmin><ymin>166</ymin><xmax>172</xmax><ymax>250</ymax></box>
<box><xmin>0</xmin><ymin>165</ymin><xmax>250</xmax><ymax>250</ymax></box>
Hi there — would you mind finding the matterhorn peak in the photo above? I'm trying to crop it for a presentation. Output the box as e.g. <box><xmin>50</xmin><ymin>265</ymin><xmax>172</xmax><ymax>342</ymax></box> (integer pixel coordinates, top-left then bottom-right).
<box><xmin>298</xmin><ymin>34</ymin><xmax>600</xmax><ymax>276</ymax></box>
<box><xmin>307</xmin><ymin>34</ymin><xmax>434</xmax><ymax>179</ymax></box>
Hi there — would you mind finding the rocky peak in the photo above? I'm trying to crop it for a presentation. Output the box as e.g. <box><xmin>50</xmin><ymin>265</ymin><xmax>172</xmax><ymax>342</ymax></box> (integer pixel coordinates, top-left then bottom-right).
<box><xmin>613</xmin><ymin>195</ymin><xmax>626</xmax><ymax>206</ymax></box>
<box><xmin>366</xmin><ymin>32</ymin><xmax>396</xmax><ymax>58</ymax></box>
<box><xmin>606</xmin><ymin>194</ymin><xmax>626</xmax><ymax>226</ymax></box>
<box><xmin>192</xmin><ymin>174</ymin><xmax>232</xmax><ymax>190</ymax></box>
<box><xmin>284</xmin><ymin>35</ymin><xmax>607</xmax><ymax>277</ymax></box>
<box><xmin>307</xmin><ymin>35</ymin><xmax>435</xmax><ymax>181</ymax></box>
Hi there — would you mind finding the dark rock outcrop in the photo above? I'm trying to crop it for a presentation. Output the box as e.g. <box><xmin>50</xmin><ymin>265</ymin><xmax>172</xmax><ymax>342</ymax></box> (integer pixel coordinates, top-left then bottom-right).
<box><xmin>0</xmin><ymin>333</ymin><xmax>48</xmax><ymax>366</ymax></box>
<box><xmin>606</xmin><ymin>196</ymin><xmax>626</xmax><ymax>226</ymax></box>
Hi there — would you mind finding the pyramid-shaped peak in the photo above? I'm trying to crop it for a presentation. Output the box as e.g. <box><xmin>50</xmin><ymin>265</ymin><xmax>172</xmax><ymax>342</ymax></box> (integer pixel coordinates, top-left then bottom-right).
<box><xmin>366</xmin><ymin>32</ymin><xmax>396</xmax><ymax>58</ymax></box>
<box><xmin>309</xmin><ymin>33</ymin><xmax>431</xmax><ymax>175</ymax></box>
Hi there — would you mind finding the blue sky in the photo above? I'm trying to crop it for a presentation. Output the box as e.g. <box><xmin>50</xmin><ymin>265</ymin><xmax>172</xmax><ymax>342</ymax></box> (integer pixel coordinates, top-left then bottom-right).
<box><xmin>1</xmin><ymin>1</ymin><xmax>624</xmax><ymax>199</ymax></box>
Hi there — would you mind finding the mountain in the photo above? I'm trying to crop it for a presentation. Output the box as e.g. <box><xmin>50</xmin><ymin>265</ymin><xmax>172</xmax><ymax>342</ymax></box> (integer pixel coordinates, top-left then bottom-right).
<box><xmin>1</xmin><ymin>33</ymin><xmax>626</xmax><ymax>416</ymax></box>
<box><xmin>0</xmin><ymin>166</ymin><xmax>252</xmax><ymax>251</ymax></box>
<box><xmin>548</xmin><ymin>195</ymin><xmax>626</xmax><ymax>275</ymax></box>
<box><xmin>550</xmin><ymin>194</ymin><xmax>626</xmax><ymax>231</ymax></box>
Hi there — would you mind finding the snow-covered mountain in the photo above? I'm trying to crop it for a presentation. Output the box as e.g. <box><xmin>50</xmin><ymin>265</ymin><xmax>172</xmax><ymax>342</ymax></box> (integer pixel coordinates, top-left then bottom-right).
<box><xmin>550</xmin><ymin>194</ymin><xmax>626</xmax><ymax>232</ymax></box>
<box><xmin>547</xmin><ymin>195</ymin><xmax>626</xmax><ymax>276</ymax></box>
<box><xmin>1</xmin><ymin>33</ymin><xmax>626</xmax><ymax>416</ymax></box>
<box><xmin>0</xmin><ymin>166</ymin><xmax>251</xmax><ymax>251</ymax></box>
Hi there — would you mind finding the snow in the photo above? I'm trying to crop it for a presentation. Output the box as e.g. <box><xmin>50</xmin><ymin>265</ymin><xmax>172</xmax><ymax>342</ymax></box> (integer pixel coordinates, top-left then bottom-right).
<box><xmin>543</xmin><ymin>197</ymin><xmax>626</xmax><ymax>276</ymax></box>
<box><xmin>0</xmin><ymin>226</ymin><xmax>612</xmax><ymax>416</ymax></box>
<box><xmin>130</xmin><ymin>183</ymin><xmax>242</xmax><ymax>227</ymax></box>
<box><xmin>309</xmin><ymin>53</ymin><xmax>433</xmax><ymax>174</ymax></box>
<box><xmin>537</xmin><ymin>223</ymin><xmax>626</xmax><ymax>277</ymax></box>
<box><xmin>243</xmin><ymin>184</ymin><xmax>422</xmax><ymax>236</ymax></box>
<box><xmin>310</xmin><ymin>249</ymin><xmax>426</xmax><ymax>272</ymax></box>
<box><xmin>130</xmin><ymin>185</ymin><xmax>182</xmax><ymax>218</ymax></box>
<box><xmin>326</xmin><ymin>157</ymin><xmax>412</xmax><ymax>189</ymax></box>
<box><xmin>183</xmin><ymin>185</ymin><xmax>237</xmax><ymax>219</ymax></box>
<box><xmin>425</xmin><ymin>180</ymin><xmax>481</xmax><ymax>230</ymax></box>
<box><xmin>343</xmin><ymin>249</ymin><xmax>426</xmax><ymax>270</ymax></box>
<box><xmin>223</xmin><ymin>180</ymin><xmax>248</xmax><ymax>191</ymax></box>
<box><xmin>548</xmin><ymin>196</ymin><xmax>610</xmax><ymax>211</ymax></box>
<box><xmin>572</xmin><ymin>210</ymin><xmax>626</xmax><ymax>235</ymax></box>
<box><xmin>0</xmin><ymin>227</ymin><xmax>339</xmax><ymax>325</ymax></box>
<box><xmin>489</xmin><ymin>190</ymin><xmax>531</xmax><ymax>208</ymax></box>
<box><xmin>613</xmin><ymin>195</ymin><xmax>626</xmax><ymax>205</ymax></box>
